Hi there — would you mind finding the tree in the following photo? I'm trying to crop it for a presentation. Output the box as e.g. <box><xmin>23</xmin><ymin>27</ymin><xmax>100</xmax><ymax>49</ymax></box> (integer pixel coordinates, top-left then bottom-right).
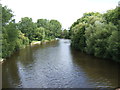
<box><xmin>2</xmin><ymin>6</ymin><xmax>29</xmax><ymax>58</ymax></box>
<box><xmin>50</xmin><ymin>20</ymin><xmax>62</xmax><ymax>33</ymax></box>
<box><xmin>2</xmin><ymin>6</ymin><xmax>13</xmax><ymax>26</ymax></box>
<box><xmin>71</xmin><ymin>23</ymin><xmax>86</xmax><ymax>51</ymax></box>
<box><xmin>103</xmin><ymin>7</ymin><xmax>120</xmax><ymax>25</ymax></box>
<box><xmin>70</xmin><ymin>7</ymin><xmax>120</xmax><ymax>62</ymax></box>
<box><xmin>37</xmin><ymin>19</ymin><xmax>62</xmax><ymax>38</ymax></box>
<box><xmin>62</xmin><ymin>29</ymin><xmax>70</xmax><ymax>39</ymax></box>
<box><xmin>37</xmin><ymin>19</ymin><xmax>49</xmax><ymax>29</ymax></box>
<box><xmin>18</xmin><ymin>17</ymin><xmax>37</xmax><ymax>42</ymax></box>
<box><xmin>2</xmin><ymin>6</ymin><xmax>15</xmax><ymax>58</ymax></box>
<box><xmin>107</xmin><ymin>30</ymin><xmax>120</xmax><ymax>61</ymax></box>
<box><xmin>2</xmin><ymin>21</ymin><xmax>18</xmax><ymax>57</ymax></box>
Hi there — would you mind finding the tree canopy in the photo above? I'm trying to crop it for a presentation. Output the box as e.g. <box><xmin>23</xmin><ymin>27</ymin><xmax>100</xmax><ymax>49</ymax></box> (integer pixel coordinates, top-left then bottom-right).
<box><xmin>2</xmin><ymin>5</ymin><xmax>120</xmax><ymax>62</ymax></box>
<box><xmin>70</xmin><ymin>7</ymin><xmax>120</xmax><ymax>62</ymax></box>
<box><xmin>2</xmin><ymin>5</ymin><xmax>62</xmax><ymax>58</ymax></box>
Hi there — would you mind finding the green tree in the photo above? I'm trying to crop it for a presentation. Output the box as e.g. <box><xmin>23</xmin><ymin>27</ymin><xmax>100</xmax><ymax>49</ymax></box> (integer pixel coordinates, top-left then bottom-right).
<box><xmin>2</xmin><ymin>22</ymin><xmax>18</xmax><ymax>57</ymax></box>
<box><xmin>37</xmin><ymin>19</ymin><xmax>62</xmax><ymax>38</ymax></box>
<box><xmin>2</xmin><ymin>6</ymin><xmax>15</xmax><ymax>58</ymax></box>
<box><xmin>2</xmin><ymin>6</ymin><xmax>13</xmax><ymax>26</ymax></box>
<box><xmin>103</xmin><ymin>7</ymin><xmax>120</xmax><ymax>25</ymax></box>
<box><xmin>50</xmin><ymin>20</ymin><xmax>62</xmax><ymax>34</ymax></box>
<box><xmin>70</xmin><ymin>7</ymin><xmax>120</xmax><ymax>62</ymax></box>
<box><xmin>37</xmin><ymin>19</ymin><xmax>49</xmax><ymax>29</ymax></box>
<box><xmin>107</xmin><ymin>30</ymin><xmax>120</xmax><ymax>61</ymax></box>
<box><xmin>71</xmin><ymin>23</ymin><xmax>86</xmax><ymax>51</ymax></box>
<box><xmin>18</xmin><ymin>17</ymin><xmax>37</xmax><ymax>42</ymax></box>
<box><xmin>2</xmin><ymin>6</ymin><xmax>29</xmax><ymax>58</ymax></box>
<box><xmin>62</xmin><ymin>29</ymin><xmax>70</xmax><ymax>39</ymax></box>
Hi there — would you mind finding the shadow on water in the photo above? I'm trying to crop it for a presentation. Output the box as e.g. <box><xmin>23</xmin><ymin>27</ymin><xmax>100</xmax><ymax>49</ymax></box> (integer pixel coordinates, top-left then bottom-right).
<box><xmin>2</xmin><ymin>40</ymin><xmax>59</xmax><ymax>88</ymax></box>
<box><xmin>2</xmin><ymin>39</ymin><xmax>120</xmax><ymax>88</ymax></box>
<box><xmin>70</xmin><ymin>48</ymin><xmax>120</xmax><ymax>87</ymax></box>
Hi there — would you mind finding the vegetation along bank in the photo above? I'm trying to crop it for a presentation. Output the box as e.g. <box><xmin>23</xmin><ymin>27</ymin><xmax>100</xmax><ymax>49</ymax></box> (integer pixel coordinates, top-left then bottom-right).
<box><xmin>1</xmin><ymin>4</ymin><xmax>120</xmax><ymax>62</ymax></box>
<box><xmin>1</xmin><ymin>5</ymin><xmax>69</xmax><ymax>60</ymax></box>
<box><xmin>70</xmin><ymin>6</ymin><xmax>120</xmax><ymax>62</ymax></box>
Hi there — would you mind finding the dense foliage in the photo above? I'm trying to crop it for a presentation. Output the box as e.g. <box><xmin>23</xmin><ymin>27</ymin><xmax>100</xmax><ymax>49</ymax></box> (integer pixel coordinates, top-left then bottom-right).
<box><xmin>70</xmin><ymin>7</ymin><xmax>120</xmax><ymax>62</ymax></box>
<box><xmin>2</xmin><ymin>4</ymin><xmax>119</xmax><ymax>62</ymax></box>
<box><xmin>2</xmin><ymin>6</ymin><xmax>29</xmax><ymax>58</ymax></box>
<box><xmin>59</xmin><ymin>29</ymin><xmax>70</xmax><ymax>39</ymax></box>
<box><xmin>2</xmin><ymin>5</ymin><xmax>62</xmax><ymax>58</ymax></box>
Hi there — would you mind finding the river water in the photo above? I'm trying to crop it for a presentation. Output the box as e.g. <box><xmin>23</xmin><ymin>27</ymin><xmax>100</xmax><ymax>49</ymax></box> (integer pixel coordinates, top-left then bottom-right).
<box><xmin>2</xmin><ymin>39</ymin><xmax>120</xmax><ymax>88</ymax></box>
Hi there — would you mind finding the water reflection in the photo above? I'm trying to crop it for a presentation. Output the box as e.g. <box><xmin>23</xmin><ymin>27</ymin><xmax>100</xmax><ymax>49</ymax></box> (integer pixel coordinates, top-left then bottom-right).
<box><xmin>2</xmin><ymin>53</ymin><xmax>22</xmax><ymax>88</ymax></box>
<box><xmin>70</xmin><ymin>49</ymin><xmax>119</xmax><ymax>87</ymax></box>
<box><xmin>2</xmin><ymin>39</ymin><xmax>120</xmax><ymax>88</ymax></box>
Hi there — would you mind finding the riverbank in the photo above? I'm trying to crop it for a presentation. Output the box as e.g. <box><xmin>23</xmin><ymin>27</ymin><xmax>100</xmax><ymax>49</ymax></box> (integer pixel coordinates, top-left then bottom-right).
<box><xmin>30</xmin><ymin>38</ymin><xmax>59</xmax><ymax>46</ymax></box>
<box><xmin>0</xmin><ymin>38</ymin><xmax>59</xmax><ymax>63</ymax></box>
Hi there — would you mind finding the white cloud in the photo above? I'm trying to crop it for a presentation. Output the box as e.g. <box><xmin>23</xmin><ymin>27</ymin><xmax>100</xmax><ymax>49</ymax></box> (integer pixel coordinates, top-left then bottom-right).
<box><xmin>1</xmin><ymin>0</ymin><xmax>119</xmax><ymax>29</ymax></box>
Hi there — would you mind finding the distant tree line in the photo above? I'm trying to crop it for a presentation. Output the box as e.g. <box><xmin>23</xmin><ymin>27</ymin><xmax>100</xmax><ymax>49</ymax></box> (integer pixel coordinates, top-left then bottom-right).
<box><xmin>2</xmin><ymin>5</ymin><xmax>70</xmax><ymax>58</ymax></box>
<box><xmin>70</xmin><ymin>6</ymin><xmax>120</xmax><ymax>62</ymax></box>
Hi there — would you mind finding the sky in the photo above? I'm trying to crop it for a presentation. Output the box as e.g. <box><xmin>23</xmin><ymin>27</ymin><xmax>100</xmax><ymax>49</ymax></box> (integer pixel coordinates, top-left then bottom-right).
<box><xmin>1</xmin><ymin>0</ymin><xmax>119</xmax><ymax>29</ymax></box>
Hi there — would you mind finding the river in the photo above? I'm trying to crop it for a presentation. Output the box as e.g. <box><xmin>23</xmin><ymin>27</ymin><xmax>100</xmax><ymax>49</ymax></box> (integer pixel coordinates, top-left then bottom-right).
<box><xmin>2</xmin><ymin>39</ymin><xmax>120</xmax><ymax>88</ymax></box>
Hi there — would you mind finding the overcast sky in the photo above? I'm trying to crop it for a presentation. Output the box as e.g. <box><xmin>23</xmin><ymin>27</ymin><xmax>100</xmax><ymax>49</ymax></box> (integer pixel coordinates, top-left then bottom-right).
<box><xmin>1</xmin><ymin>0</ymin><xmax>119</xmax><ymax>29</ymax></box>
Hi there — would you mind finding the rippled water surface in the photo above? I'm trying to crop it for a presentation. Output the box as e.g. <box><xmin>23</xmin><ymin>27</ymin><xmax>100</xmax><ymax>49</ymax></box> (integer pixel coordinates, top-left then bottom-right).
<box><xmin>2</xmin><ymin>39</ymin><xmax>120</xmax><ymax>88</ymax></box>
